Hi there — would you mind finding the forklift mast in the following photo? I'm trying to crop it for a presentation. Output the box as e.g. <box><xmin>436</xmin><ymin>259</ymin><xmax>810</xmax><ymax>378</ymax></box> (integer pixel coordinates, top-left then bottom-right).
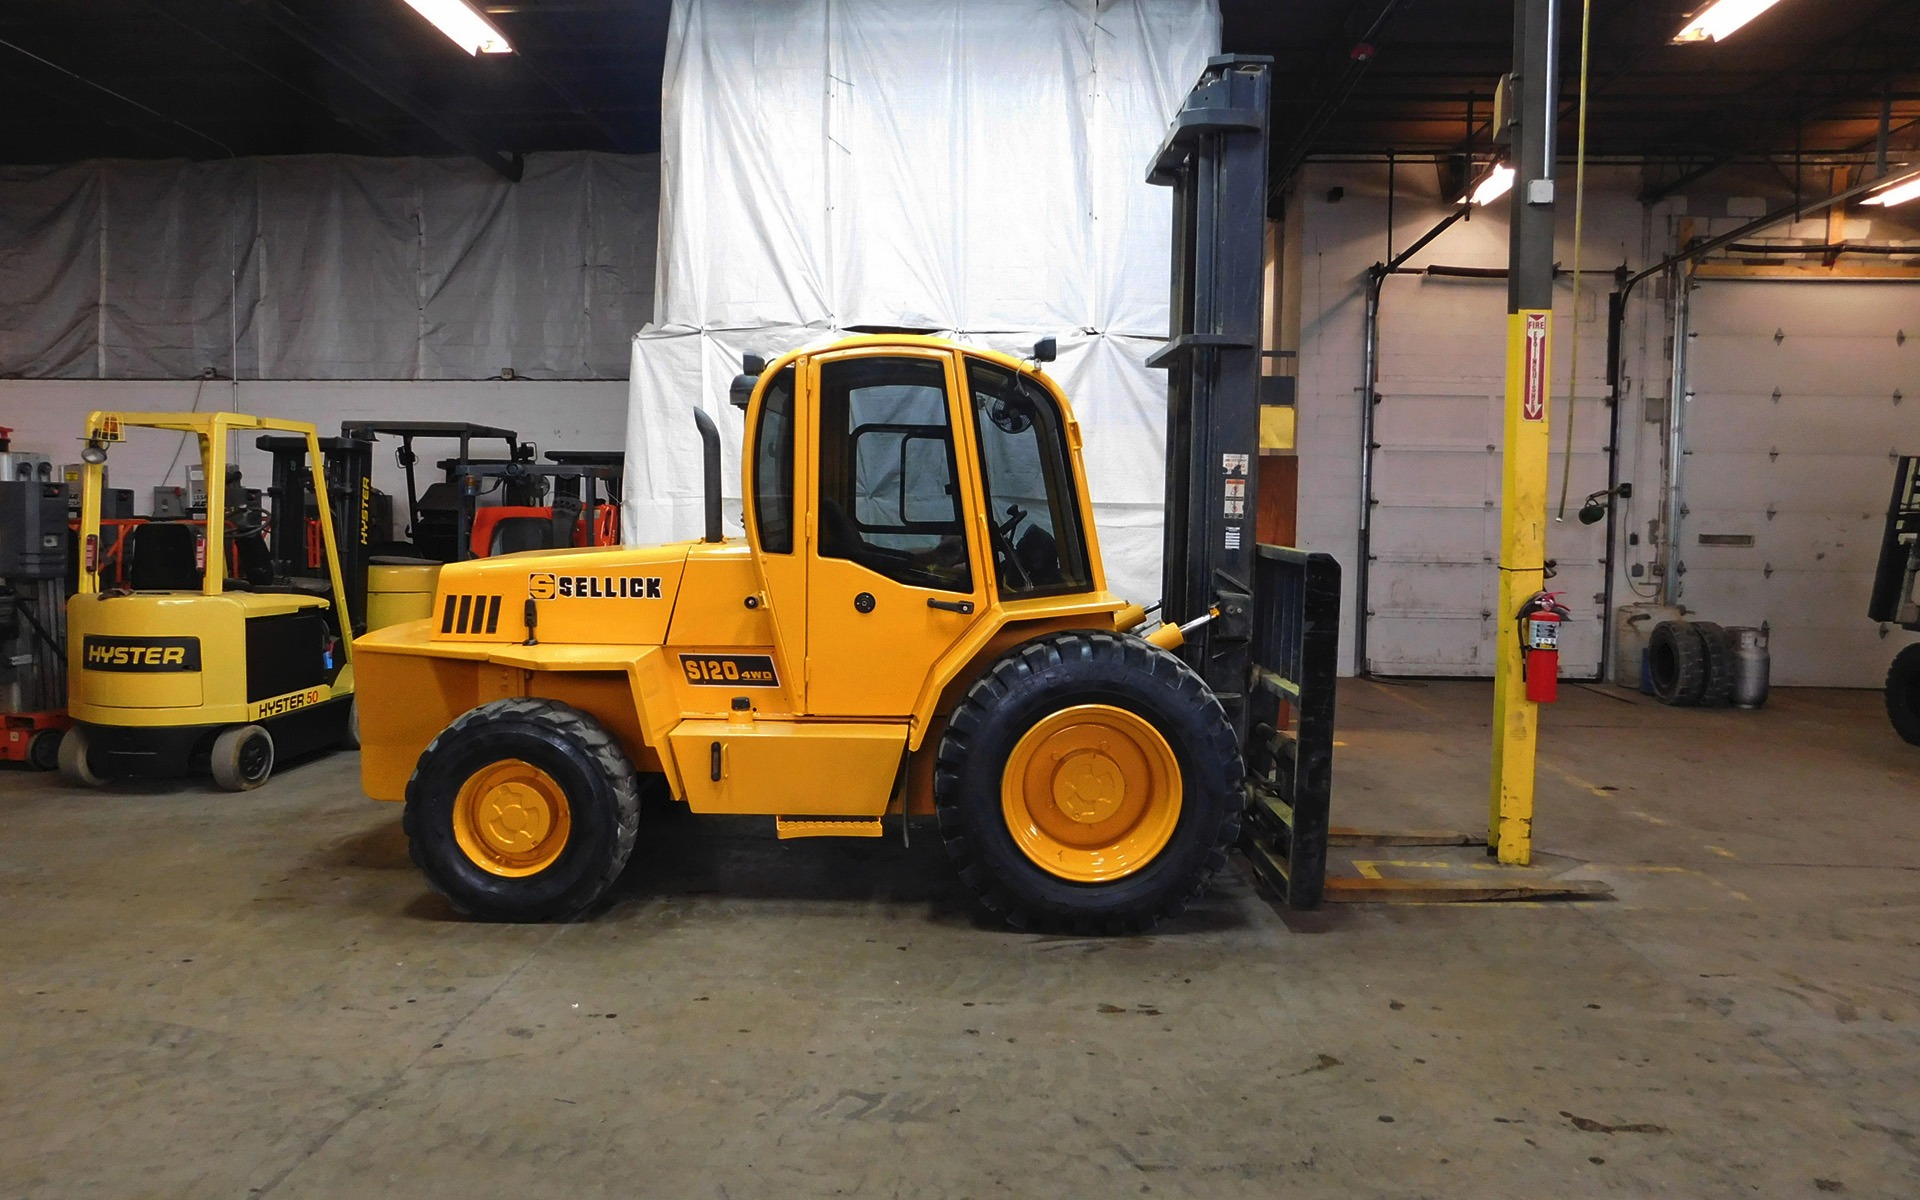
<box><xmin>1146</xmin><ymin>54</ymin><xmax>1273</xmax><ymax>741</ymax></box>
<box><xmin>1148</xmin><ymin>55</ymin><xmax>1340</xmax><ymax>909</ymax></box>
<box><xmin>260</xmin><ymin>434</ymin><xmax>373</xmax><ymax>637</ymax></box>
<box><xmin>1870</xmin><ymin>455</ymin><xmax>1920</xmax><ymax>631</ymax></box>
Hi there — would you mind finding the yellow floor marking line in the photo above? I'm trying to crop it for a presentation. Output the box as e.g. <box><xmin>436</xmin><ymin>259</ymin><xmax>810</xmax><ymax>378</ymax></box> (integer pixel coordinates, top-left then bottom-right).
<box><xmin>1706</xmin><ymin>845</ymin><xmax>1736</xmax><ymax>859</ymax></box>
<box><xmin>1541</xmin><ymin>759</ymin><xmax>1616</xmax><ymax>799</ymax></box>
<box><xmin>1628</xmin><ymin>809</ymin><xmax>1668</xmax><ymax>826</ymax></box>
<box><xmin>1366</xmin><ymin>680</ymin><xmax>1433</xmax><ymax>714</ymax></box>
<box><xmin>1596</xmin><ymin>863</ymin><xmax>1751</xmax><ymax>903</ymax></box>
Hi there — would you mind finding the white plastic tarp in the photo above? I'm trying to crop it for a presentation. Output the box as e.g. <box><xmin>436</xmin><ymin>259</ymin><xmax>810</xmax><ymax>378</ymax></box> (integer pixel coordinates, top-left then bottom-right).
<box><xmin>629</xmin><ymin>0</ymin><xmax>1219</xmax><ymax>607</ymax></box>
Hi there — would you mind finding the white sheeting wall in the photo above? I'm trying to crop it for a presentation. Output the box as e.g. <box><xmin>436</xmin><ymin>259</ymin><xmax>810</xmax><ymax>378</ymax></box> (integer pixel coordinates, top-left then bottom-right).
<box><xmin>0</xmin><ymin>152</ymin><xmax>658</xmax><ymax>381</ymax></box>
<box><xmin>626</xmin><ymin>0</ymin><xmax>1219</xmax><ymax>607</ymax></box>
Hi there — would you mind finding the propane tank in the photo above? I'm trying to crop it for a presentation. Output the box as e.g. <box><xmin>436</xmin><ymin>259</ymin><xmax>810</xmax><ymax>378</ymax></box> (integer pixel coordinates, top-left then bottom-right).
<box><xmin>1729</xmin><ymin>623</ymin><xmax>1770</xmax><ymax>709</ymax></box>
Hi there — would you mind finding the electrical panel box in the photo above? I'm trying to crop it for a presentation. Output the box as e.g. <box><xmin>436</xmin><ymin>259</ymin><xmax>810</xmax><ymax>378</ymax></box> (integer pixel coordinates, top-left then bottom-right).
<box><xmin>1</xmin><ymin>452</ymin><xmax>52</xmax><ymax>483</ymax></box>
<box><xmin>152</xmin><ymin>486</ymin><xmax>190</xmax><ymax>520</ymax></box>
<box><xmin>0</xmin><ymin>480</ymin><xmax>71</xmax><ymax>580</ymax></box>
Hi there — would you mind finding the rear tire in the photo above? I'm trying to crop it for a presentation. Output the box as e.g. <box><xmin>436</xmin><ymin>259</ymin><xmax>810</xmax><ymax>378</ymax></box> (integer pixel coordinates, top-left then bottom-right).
<box><xmin>934</xmin><ymin>631</ymin><xmax>1242</xmax><ymax>934</ymax></box>
<box><xmin>27</xmin><ymin>729</ymin><xmax>62</xmax><ymax>772</ymax></box>
<box><xmin>403</xmin><ymin>698</ymin><xmax>640</xmax><ymax>921</ymax></box>
<box><xmin>1693</xmin><ymin>620</ymin><xmax>1735</xmax><ymax>708</ymax></box>
<box><xmin>58</xmin><ymin>724</ymin><xmax>106</xmax><ymax>788</ymax></box>
<box><xmin>1649</xmin><ymin>621</ymin><xmax>1708</xmax><ymax>707</ymax></box>
<box><xmin>210</xmin><ymin>725</ymin><xmax>275</xmax><ymax>791</ymax></box>
<box><xmin>1888</xmin><ymin>644</ymin><xmax>1920</xmax><ymax>747</ymax></box>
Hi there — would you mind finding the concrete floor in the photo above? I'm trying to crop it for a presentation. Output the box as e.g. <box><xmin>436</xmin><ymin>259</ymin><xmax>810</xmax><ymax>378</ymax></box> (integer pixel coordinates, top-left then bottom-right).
<box><xmin>3</xmin><ymin>681</ymin><xmax>1919</xmax><ymax>1199</ymax></box>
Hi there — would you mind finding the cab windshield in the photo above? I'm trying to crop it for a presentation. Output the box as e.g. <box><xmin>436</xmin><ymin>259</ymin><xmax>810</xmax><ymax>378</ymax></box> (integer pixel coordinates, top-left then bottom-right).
<box><xmin>963</xmin><ymin>359</ymin><xmax>1092</xmax><ymax>598</ymax></box>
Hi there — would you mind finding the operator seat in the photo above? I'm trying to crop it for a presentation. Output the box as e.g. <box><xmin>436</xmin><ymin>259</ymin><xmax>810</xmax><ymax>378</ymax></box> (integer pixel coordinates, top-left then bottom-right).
<box><xmin>125</xmin><ymin>522</ymin><xmax>201</xmax><ymax>591</ymax></box>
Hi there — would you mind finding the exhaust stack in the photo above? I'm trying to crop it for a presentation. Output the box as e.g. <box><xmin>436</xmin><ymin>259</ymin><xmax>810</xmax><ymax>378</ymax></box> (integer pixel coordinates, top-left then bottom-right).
<box><xmin>692</xmin><ymin>408</ymin><xmax>723</xmax><ymax>543</ymax></box>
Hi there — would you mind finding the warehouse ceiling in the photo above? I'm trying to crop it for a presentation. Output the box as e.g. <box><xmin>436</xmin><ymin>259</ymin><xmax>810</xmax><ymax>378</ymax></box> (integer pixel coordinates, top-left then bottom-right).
<box><xmin>3</xmin><ymin>0</ymin><xmax>1917</xmax><ymax>197</ymax></box>
<box><xmin>0</xmin><ymin>0</ymin><xmax>672</xmax><ymax>173</ymax></box>
<box><xmin>1237</xmin><ymin>0</ymin><xmax>1920</xmax><ymax>199</ymax></box>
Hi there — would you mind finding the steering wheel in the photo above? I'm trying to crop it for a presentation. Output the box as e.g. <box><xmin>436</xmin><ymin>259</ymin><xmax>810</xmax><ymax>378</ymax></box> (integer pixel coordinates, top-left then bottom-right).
<box><xmin>226</xmin><ymin>503</ymin><xmax>269</xmax><ymax>540</ymax></box>
<box><xmin>988</xmin><ymin>503</ymin><xmax>1032</xmax><ymax>588</ymax></box>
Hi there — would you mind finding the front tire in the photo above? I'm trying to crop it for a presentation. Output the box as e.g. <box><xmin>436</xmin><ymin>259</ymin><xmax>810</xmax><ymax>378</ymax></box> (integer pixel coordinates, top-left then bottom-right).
<box><xmin>210</xmin><ymin>724</ymin><xmax>275</xmax><ymax>791</ymax></box>
<box><xmin>934</xmin><ymin>631</ymin><xmax>1242</xmax><ymax>934</ymax></box>
<box><xmin>403</xmin><ymin>698</ymin><xmax>640</xmax><ymax>921</ymax></box>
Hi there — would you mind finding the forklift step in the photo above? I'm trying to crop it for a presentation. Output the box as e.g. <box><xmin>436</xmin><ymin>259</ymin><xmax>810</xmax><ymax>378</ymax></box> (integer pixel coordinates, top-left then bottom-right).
<box><xmin>774</xmin><ymin>816</ymin><xmax>885</xmax><ymax>840</ymax></box>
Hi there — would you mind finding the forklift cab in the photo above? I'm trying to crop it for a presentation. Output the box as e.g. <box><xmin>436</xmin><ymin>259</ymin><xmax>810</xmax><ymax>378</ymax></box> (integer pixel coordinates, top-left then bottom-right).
<box><xmin>735</xmin><ymin>337</ymin><xmax>1102</xmax><ymax>718</ymax></box>
<box><xmin>339</xmin><ymin>421</ymin><xmax>523</xmax><ymax>561</ymax></box>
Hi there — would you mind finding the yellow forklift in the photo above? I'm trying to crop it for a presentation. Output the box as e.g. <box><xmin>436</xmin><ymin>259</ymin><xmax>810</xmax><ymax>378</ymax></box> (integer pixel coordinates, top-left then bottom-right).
<box><xmin>63</xmin><ymin>412</ymin><xmax>368</xmax><ymax>791</ymax></box>
<box><xmin>354</xmin><ymin>58</ymin><xmax>1338</xmax><ymax>929</ymax></box>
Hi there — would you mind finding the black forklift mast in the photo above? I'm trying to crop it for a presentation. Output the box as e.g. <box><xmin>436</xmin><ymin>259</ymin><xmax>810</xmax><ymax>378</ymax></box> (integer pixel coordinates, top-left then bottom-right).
<box><xmin>1870</xmin><ymin>456</ymin><xmax>1920</xmax><ymax>632</ymax></box>
<box><xmin>1147</xmin><ymin>55</ymin><xmax>1341</xmax><ymax>909</ymax></box>
<box><xmin>1146</xmin><ymin>54</ymin><xmax>1273</xmax><ymax>739</ymax></box>
<box><xmin>258</xmin><ymin>434</ymin><xmax>373</xmax><ymax>637</ymax></box>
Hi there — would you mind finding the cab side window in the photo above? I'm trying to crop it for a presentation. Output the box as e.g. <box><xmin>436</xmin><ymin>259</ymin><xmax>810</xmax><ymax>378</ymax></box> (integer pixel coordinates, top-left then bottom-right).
<box><xmin>751</xmin><ymin>367</ymin><xmax>796</xmax><ymax>553</ymax></box>
<box><xmin>816</xmin><ymin>356</ymin><xmax>972</xmax><ymax>593</ymax></box>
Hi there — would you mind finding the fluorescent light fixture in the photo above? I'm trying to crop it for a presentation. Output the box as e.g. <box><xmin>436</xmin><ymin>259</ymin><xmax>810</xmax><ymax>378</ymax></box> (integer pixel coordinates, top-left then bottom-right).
<box><xmin>1462</xmin><ymin>163</ymin><xmax>1515</xmax><ymax>207</ymax></box>
<box><xmin>1672</xmin><ymin>0</ymin><xmax>1785</xmax><ymax>44</ymax></box>
<box><xmin>402</xmin><ymin>0</ymin><xmax>512</xmax><ymax>55</ymax></box>
<box><xmin>1862</xmin><ymin>175</ymin><xmax>1920</xmax><ymax>208</ymax></box>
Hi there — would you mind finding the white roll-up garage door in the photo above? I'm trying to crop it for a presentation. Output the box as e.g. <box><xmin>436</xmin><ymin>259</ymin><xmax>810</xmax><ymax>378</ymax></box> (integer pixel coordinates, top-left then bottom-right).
<box><xmin>1679</xmin><ymin>278</ymin><xmax>1920</xmax><ymax>686</ymax></box>
<box><xmin>1365</xmin><ymin>274</ymin><xmax>1611</xmax><ymax>677</ymax></box>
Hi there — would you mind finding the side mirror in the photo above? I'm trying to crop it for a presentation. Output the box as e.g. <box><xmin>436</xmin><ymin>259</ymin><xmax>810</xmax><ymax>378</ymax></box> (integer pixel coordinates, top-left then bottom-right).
<box><xmin>1032</xmin><ymin>336</ymin><xmax>1056</xmax><ymax>363</ymax></box>
<box><xmin>729</xmin><ymin>374</ymin><xmax>757</xmax><ymax>411</ymax></box>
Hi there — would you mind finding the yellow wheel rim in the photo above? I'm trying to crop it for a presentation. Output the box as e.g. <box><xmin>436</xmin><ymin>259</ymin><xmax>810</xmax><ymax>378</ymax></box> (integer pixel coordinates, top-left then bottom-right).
<box><xmin>1000</xmin><ymin>704</ymin><xmax>1182</xmax><ymax>883</ymax></box>
<box><xmin>452</xmin><ymin>758</ymin><xmax>572</xmax><ymax>878</ymax></box>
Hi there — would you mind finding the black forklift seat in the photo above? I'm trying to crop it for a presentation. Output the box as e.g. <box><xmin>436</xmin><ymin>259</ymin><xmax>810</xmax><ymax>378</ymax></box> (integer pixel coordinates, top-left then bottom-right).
<box><xmin>126</xmin><ymin>522</ymin><xmax>201</xmax><ymax>591</ymax></box>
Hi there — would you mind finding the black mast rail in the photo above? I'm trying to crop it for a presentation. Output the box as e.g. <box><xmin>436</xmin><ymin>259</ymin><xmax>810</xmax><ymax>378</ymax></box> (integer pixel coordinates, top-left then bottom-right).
<box><xmin>1147</xmin><ymin>55</ymin><xmax>1340</xmax><ymax>909</ymax></box>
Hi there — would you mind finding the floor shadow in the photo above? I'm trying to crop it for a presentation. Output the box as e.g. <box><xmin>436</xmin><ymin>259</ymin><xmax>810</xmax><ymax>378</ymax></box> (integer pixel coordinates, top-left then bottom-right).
<box><xmin>318</xmin><ymin>818</ymin><xmax>412</xmax><ymax>871</ymax></box>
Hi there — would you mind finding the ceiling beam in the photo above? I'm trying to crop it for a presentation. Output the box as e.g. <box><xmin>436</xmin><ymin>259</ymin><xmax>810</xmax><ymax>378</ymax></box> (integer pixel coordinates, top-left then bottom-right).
<box><xmin>1268</xmin><ymin>0</ymin><xmax>1412</xmax><ymax>200</ymax></box>
<box><xmin>243</xmin><ymin>0</ymin><xmax>523</xmax><ymax>181</ymax></box>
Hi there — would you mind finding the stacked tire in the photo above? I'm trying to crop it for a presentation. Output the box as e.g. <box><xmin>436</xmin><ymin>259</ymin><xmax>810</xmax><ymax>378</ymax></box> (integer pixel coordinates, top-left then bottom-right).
<box><xmin>1648</xmin><ymin>620</ymin><xmax>1736</xmax><ymax>708</ymax></box>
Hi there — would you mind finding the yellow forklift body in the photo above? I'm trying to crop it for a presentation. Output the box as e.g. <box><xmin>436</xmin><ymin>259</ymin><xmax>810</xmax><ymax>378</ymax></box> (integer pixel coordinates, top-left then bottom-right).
<box><xmin>354</xmin><ymin>335</ymin><xmax>1130</xmax><ymax>818</ymax></box>
<box><xmin>68</xmin><ymin>591</ymin><xmax>347</xmax><ymax>724</ymax></box>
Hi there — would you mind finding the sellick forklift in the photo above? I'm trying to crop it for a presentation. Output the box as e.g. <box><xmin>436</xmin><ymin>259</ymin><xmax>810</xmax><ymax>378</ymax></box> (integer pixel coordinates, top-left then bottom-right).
<box><xmin>1872</xmin><ymin>454</ymin><xmax>1920</xmax><ymax>745</ymax></box>
<box><xmin>64</xmin><ymin>412</ymin><xmax>368</xmax><ymax>790</ymax></box>
<box><xmin>352</xmin><ymin>56</ymin><xmax>1337</xmax><ymax>928</ymax></box>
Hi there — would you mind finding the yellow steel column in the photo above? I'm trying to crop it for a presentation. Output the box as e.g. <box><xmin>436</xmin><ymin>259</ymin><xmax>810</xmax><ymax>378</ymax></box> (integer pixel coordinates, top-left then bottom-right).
<box><xmin>1488</xmin><ymin>309</ymin><xmax>1551</xmax><ymax>864</ymax></box>
<box><xmin>1489</xmin><ymin>0</ymin><xmax>1560</xmax><ymax>865</ymax></box>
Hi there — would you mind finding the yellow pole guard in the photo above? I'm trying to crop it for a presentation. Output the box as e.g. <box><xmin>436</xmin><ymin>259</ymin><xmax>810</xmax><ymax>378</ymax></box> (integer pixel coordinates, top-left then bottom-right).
<box><xmin>1489</xmin><ymin>308</ymin><xmax>1552</xmax><ymax>866</ymax></box>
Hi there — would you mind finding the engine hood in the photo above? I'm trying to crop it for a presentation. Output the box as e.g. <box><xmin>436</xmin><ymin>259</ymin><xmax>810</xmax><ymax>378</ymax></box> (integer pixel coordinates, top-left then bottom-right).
<box><xmin>427</xmin><ymin>541</ymin><xmax>699</xmax><ymax>646</ymax></box>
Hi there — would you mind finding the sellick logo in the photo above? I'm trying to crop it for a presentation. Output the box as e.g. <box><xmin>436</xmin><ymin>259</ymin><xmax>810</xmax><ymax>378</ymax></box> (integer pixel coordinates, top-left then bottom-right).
<box><xmin>528</xmin><ymin>572</ymin><xmax>663</xmax><ymax>600</ymax></box>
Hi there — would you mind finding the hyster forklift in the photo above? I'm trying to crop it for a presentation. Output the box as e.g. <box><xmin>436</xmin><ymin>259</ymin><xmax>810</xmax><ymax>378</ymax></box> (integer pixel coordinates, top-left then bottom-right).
<box><xmin>64</xmin><ymin>412</ymin><xmax>367</xmax><ymax>790</ymax></box>
<box><xmin>355</xmin><ymin>56</ymin><xmax>1337</xmax><ymax>929</ymax></box>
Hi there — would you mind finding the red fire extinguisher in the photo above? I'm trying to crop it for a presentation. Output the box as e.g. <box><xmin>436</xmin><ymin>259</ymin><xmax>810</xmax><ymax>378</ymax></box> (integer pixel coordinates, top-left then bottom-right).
<box><xmin>1518</xmin><ymin>590</ymin><xmax>1571</xmax><ymax>703</ymax></box>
